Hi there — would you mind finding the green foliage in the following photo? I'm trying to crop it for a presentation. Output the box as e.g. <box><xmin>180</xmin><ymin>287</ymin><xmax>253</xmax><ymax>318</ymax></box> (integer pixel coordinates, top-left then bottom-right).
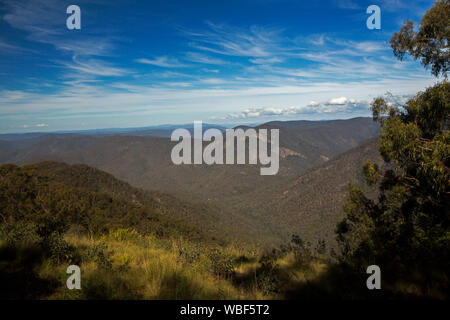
<box><xmin>0</xmin><ymin>163</ymin><xmax>218</xmax><ymax>244</ymax></box>
<box><xmin>0</xmin><ymin>221</ymin><xmax>41</xmax><ymax>245</ymax></box>
<box><xmin>0</xmin><ymin>221</ymin><xmax>74</xmax><ymax>265</ymax></box>
<box><xmin>288</xmin><ymin>234</ymin><xmax>313</xmax><ymax>266</ymax></box>
<box><xmin>206</xmin><ymin>248</ymin><xmax>235</xmax><ymax>279</ymax></box>
<box><xmin>362</xmin><ymin>161</ymin><xmax>380</xmax><ymax>186</ymax></box>
<box><xmin>85</xmin><ymin>242</ymin><xmax>113</xmax><ymax>270</ymax></box>
<box><xmin>256</xmin><ymin>254</ymin><xmax>281</xmax><ymax>296</ymax></box>
<box><xmin>337</xmin><ymin>184</ymin><xmax>376</xmax><ymax>261</ymax></box>
<box><xmin>390</xmin><ymin>0</ymin><xmax>449</xmax><ymax>77</ymax></box>
<box><xmin>339</xmin><ymin>1</ymin><xmax>450</xmax><ymax>296</ymax></box>
<box><xmin>339</xmin><ymin>84</ymin><xmax>450</xmax><ymax>291</ymax></box>
<box><xmin>177</xmin><ymin>243</ymin><xmax>202</xmax><ymax>265</ymax></box>
<box><xmin>44</xmin><ymin>232</ymin><xmax>75</xmax><ymax>264</ymax></box>
<box><xmin>0</xmin><ymin>116</ymin><xmax>381</xmax><ymax>247</ymax></box>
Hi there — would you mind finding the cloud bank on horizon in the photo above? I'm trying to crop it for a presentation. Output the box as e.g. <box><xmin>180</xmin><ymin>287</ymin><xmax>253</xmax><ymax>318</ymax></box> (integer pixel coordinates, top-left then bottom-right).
<box><xmin>0</xmin><ymin>0</ymin><xmax>439</xmax><ymax>133</ymax></box>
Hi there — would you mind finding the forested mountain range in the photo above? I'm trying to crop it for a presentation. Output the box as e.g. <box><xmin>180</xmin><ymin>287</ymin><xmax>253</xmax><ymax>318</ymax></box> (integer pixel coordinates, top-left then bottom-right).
<box><xmin>0</xmin><ymin>117</ymin><xmax>380</xmax><ymax>246</ymax></box>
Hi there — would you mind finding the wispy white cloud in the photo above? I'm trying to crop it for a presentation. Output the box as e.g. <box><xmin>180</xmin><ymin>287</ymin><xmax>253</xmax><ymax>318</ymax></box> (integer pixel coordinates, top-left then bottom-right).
<box><xmin>0</xmin><ymin>76</ymin><xmax>436</xmax><ymax>121</ymax></box>
<box><xmin>54</xmin><ymin>38</ymin><xmax>117</xmax><ymax>57</ymax></box>
<box><xmin>185</xmin><ymin>52</ymin><xmax>225</xmax><ymax>65</ymax></box>
<box><xmin>249</xmin><ymin>57</ymin><xmax>283</xmax><ymax>65</ymax></box>
<box><xmin>183</xmin><ymin>22</ymin><xmax>421</xmax><ymax>84</ymax></box>
<box><xmin>202</xmin><ymin>68</ymin><xmax>220</xmax><ymax>73</ymax></box>
<box><xmin>64</xmin><ymin>56</ymin><xmax>130</xmax><ymax>77</ymax></box>
<box><xmin>0</xmin><ymin>39</ymin><xmax>37</xmax><ymax>53</ymax></box>
<box><xmin>186</xmin><ymin>22</ymin><xmax>286</xmax><ymax>58</ymax></box>
<box><xmin>309</xmin><ymin>34</ymin><xmax>326</xmax><ymax>46</ymax></box>
<box><xmin>2</xmin><ymin>0</ymin><xmax>128</xmax><ymax>79</ymax></box>
<box><xmin>2</xmin><ymin>0</ymin><xmax>113</xmax><ymax>56</ymax></box>
<box><xmin>0</xmin><ymin>4</ymin><xmax>438</xmax><ymax>131</ymax></box>
<box><xmin>0</xmin><ymin>90</ymin><xmax>32</xmax><ymax>103</ymax></box>
<box><xmin>199</xmin><ymin>78</ymin><xmax>227</xmax><ymax>85</ymax></box>
<box><xmin>156</xmin><ymin>71</ymin><xmax>197</xmax><ymax>79</ymax></box>
<box><xmin>135</xmin><ymin>56</ymin><xmax>187</xmax><ymax>68</ymax></box>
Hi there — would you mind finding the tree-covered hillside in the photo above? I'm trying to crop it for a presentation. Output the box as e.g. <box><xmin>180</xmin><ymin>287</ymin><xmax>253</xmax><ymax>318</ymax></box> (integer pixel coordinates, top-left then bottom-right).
<box><xmin>0</xmin><ymin>162</ymin><xmax>218</xmax><ymax>243</ymax></box>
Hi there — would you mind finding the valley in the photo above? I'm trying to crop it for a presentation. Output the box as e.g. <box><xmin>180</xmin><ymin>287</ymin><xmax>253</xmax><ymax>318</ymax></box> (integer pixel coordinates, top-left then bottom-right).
<box><xmin>0</xmin><ymin>117</ymin><xmax>380</xmax><ymax>246</ymax></box>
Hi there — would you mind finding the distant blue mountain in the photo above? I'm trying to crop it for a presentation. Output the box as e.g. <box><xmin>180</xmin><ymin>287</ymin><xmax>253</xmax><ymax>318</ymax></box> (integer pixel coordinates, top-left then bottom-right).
<box><xmin>0</xmin><ymin>123</ymin><xmax>230</xmax><ymax>141</ymax></box>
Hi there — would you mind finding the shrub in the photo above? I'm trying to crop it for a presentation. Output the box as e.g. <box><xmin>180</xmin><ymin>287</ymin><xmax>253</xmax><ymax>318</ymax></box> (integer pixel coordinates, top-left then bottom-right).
<box><xmin>289</xmin><ymin>234</ymin><xmax>313</xmax><ymax>268</ymax></box>
<box><xmin>256</xmin><ymin>254</ymin><xmax>280</xmax><ymax>296</ymax></box>
<box><xmin>45</xmin><ymin>232</ymin><xmax>74</xmax><ymax>264</ymax></box>
<box><xmin>0</xmin><ymin>222</ymin><xmax>41</xmax><ymax>245</ymax></box>
<box><xmin>85</xmin><ymin>242</ymin><xmax>113</xmax><ymax>270</ymax></box>
<box><xmin>177</xmin><ymin>243</ymin><xmax>201</xmax><ymax>265</ymax></box>
<box><xmin>206</xmin><ymin>248</ymin><xmax>235</xmax><ymax>279</ymax></box>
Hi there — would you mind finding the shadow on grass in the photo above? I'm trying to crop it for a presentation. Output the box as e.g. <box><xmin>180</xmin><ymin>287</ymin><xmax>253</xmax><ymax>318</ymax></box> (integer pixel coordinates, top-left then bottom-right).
<box><xmin>0</xmin><ymin>244</ymin><xmax>58</xmax><ymax>299</ymax></box>
<box><xmin>157</xmin><ymin>272</ymin><xmax>208</xmax><ymax>299</ymax></box>
<box><xmin>81</xmin><ymin>271</ymin><xmax>143</xmax><ymax>300</ymax></box>
<box><xmin>281</xmin><ymin>262</ymin><xmax>428</xmax><ymax>300</ymax></box>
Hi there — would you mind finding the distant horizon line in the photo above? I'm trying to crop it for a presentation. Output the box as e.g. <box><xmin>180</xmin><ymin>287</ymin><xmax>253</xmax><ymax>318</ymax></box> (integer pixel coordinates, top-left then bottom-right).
<box><xmin>0</xmin><ymin>116</ymin><xmax>372</xmax><ymax>136</ymax></box>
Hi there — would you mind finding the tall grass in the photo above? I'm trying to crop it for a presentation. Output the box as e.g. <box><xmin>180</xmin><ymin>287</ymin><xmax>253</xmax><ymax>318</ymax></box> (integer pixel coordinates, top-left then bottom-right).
<box><xmin>38</xmin><ymin>229</ymin><xmax>271</xmax><ymax>299</ymax></box>
<box><xmin>1</xmin><ymin>227</ymin><xmax>331</xmax><ymax>299</ymax></box>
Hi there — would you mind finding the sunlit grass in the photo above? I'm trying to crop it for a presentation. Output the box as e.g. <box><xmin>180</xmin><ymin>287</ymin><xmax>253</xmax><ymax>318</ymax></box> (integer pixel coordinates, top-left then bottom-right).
<box><xmin>38</xmin><ymin>230</ymin><xmax>269</xmax><ymax>299</ymax></box>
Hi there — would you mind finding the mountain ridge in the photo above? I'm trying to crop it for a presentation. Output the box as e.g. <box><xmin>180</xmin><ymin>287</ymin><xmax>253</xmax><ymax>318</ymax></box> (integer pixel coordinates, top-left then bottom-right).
<box><xmin>0</xmin><ymin>117</ymin><xmax>382</xmax><ymax>245</ymax></box>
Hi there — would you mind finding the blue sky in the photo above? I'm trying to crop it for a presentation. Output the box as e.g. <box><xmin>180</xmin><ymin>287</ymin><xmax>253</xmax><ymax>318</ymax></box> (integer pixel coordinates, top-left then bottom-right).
<box><xmin>0</xmin><ymin>0</ymin><xmax>440</xmax><ymax>133</ymax></box>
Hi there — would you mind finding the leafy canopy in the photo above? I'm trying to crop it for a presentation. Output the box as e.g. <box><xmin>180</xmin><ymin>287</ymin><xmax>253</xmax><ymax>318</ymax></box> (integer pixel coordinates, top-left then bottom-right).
<box><xmin>390</xmin><ymin>0</ymin><xmax>449</xmax><ymax>77</ymax></box>
<box><xmin>337</xmin><ymin>0</ymin><xmax>450</xmax><ymax>295</ymax></box>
